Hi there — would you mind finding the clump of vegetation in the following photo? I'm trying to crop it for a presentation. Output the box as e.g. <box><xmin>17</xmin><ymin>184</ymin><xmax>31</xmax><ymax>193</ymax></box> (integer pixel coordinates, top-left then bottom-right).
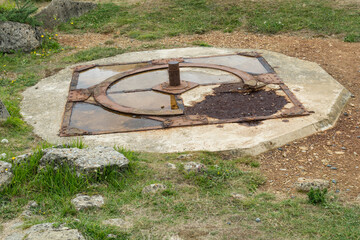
<box><xmin>0</xmin><ymin>0</ymin><xmax>39</xmax><ymax>26</ymax></box>
<box><xmin>308</xmin><ymin>188</ymin><xmax>328</xmax><ymax>205</ymax></box>
<box><xmin>62</xmin><ymin>47</ymin><xmax>125</xmax><ymax>63</ymax></box>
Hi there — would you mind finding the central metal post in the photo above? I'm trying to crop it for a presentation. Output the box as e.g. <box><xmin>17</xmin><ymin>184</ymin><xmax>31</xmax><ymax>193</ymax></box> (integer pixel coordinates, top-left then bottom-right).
<box><xmin>168</xmin><ymin>61</ymin><xmax>181</xmax><ymax>86</ymax></box>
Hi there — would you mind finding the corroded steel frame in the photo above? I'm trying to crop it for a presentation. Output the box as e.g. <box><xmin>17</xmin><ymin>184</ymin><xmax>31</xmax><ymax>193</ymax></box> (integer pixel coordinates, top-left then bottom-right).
<box><xmin>60</xmin><ymin>53</ymin><xmax>310</xmax><ymax>137</ymax></box>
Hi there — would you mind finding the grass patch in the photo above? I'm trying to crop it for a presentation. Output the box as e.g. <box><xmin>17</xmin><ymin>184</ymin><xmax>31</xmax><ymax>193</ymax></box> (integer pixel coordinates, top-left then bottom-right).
<box><xmin>58</xmin><ymin>0</ymin><xmax>360</xmax><ymax>41</ymax></box>
<box><xmin>62</xmin><ymin>47</ymin><xmax>125</xmax><ymax>63</ymax></box>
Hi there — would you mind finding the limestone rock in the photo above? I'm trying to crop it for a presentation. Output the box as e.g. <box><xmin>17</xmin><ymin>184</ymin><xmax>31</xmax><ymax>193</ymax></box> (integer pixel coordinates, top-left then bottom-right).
<box><xmin>0</xmin><ymin>161</ymin><xmax>12</xmax><ymax>190</ymax></box>
<box><xmin>12</xmin><ymin>153</ymin><xmax>33</xmax><ymax>165</ymax></box>
<box><xmin>24</xmin><ymin>223</ymin><xmax>85</xmax><ymax>240</ymax></box>
<box><xmin>230</xmin><ymin>193</ymin><xmax>246</xmax><ymax>200</ymax></box>
<box><xmin>294</xmin><ymin>177</ymin><xmax>330</xmax><ymax>192</ymax></box>
<box><xmin>0</xmin><ymin>99</ymin><xmax>10</xmax><ymax>120</ymax></box>
<box><xmin>176</xmin><ymin>154</ymin><xmax>193</xmax><ymax>160</ymax></box>
<box><xmin>142</xmin><ymin>183</ymin><xmax>167</xmax><ymax>194</ymax></box>
<box><xmin>0</xmin><ymin>21</ymin><xmax>43</xmax><ymax>53</ymax></box>
<box><xmin>35</xmin><ymin>0</ymin><xmax>97</xmax><ymax>29</ymax></box>
<box><xmin>102</xmin><ymin>218</ymin><xmax>133</xmax><ymax>229</ymax></box>
<box><xmin>40</xmin><ymin>146</ymin><xmax>129</xmax><ymax>176</ymax></box>
<box><xmin>166</xmin><ymin>163</ymin><xmax>176</xmax><ymax>169</ymax></box>
<box><xmin>1</xmin><ymin>139</ymin><xmax>9</xmax><ymax>144</ymax></box>
<box><xmin>71</xmin><ymin>194</ymin><xmax>104</xmax><ymax>211</ymax></box>
<box><xmin>183</xmin><ymin>162</ymin><xmax>207</xmax><ymax>173</ymax></box>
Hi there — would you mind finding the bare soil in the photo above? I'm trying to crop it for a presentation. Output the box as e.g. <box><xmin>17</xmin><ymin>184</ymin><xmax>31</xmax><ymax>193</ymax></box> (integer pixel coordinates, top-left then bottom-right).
<box><xmin>58</xmin><ymin>31</ymin><xmax>360</xmax><ymax>200</ymax></box>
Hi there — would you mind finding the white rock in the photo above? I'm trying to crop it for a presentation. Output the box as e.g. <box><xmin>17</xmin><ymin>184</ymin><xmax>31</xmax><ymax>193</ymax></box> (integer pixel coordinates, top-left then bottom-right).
<box><xmin>142</xmin><ymin>183</ymin><xmax>167</xmax><ymax>194</ymax></box>
<box><xmin>166</xmin><ymin>163</ymin><xmax>176</xmax><ymax>169</ymax></box>
<box><xmin>71</xmin><ymin>194</ymin><xmax>104</xmax><ymax>211</ymax></box>
<box><xmin>24</xmin><ymin>223</ymin><xmax>85</xmax><ymax>240</ymax></box>
<box><xmin>294</xmin><ymin>178</ymin><xmax>330</xmax><ymax>192</ymax></box>
<box><xmin>1</xmin><ymin>139</ymin><xmax>9</xmax><ymax>144</ymax></box>
<box><xmin>40</xmin><ymin>146</ymin><xmax>129</xmax><ymax>175</ymax></box>
<box><xmin>1</xmin><ymin>153</ymin><xmax>6</xmax><ymax>159</ymax></box>
<box><xmin>102</xmin><ymin>218</ymin><xmax>133</xmax><ymax>229</ymax></box>
<box><xmin>183</xmin><ymin>162</ymin><xmax>207</xmax><ymax>173</ymax></box>
<box><xmin>0</xmin><ymin>160</ymin><xmax>12</xmax><ymax>190</ymax></box>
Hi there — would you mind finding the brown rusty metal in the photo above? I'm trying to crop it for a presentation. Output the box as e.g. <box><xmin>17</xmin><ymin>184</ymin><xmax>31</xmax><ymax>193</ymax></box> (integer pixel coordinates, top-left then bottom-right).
<box><xmin>60</xmin><ymin>54</ymin><xmax>311</xmax><ymax>137</ymax></box>
<box><xmin>67</xmin><ymin>89</ymin><xmax>91</xmax><ymax>102</ymax></box>
<box><xmin>93</xmin><ymin>63</ymin><xmax>255</xmax><ymax>116</ymax></box>
<box><xmin>237</xmin><ymin>52</ymin><xmax>262</xmax><ymax>58</ymax></box>
<box><xmin>256</xmin><ymin>73</ymin><xmax>282</xmax><ymax>84</ymax></box>
<box><xmin>72</xmin><ymin>64</ymin><xmax>96</xmax><ymax>72</ymax></box>
<box><xmin>152</xmin><ymin>80</ymin><xmax>199</xmax><ymax>95</ymax></box>
<box><xmin>168</xmin><ymin>61</ymin><xmax>181</xmax><ymax>86</ymax></box>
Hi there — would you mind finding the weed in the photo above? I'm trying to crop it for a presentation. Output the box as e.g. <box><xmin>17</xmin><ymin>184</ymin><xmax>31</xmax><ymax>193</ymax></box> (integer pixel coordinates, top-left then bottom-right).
<box><xmin>192</xmin><ymin>41</ymin><xmax>212</xmax><ymax>47</ymax></box>
<box><xmin>308</xmin><ymin>188</ymin><xmax>328</xmax><ymax>205</ymax></box>
<box><xmin>62</xmin><ymin>47</ymin><xmax>125</xmax><ymax>63</ymax></box>
<box><xmin>344</xmin><ymin>33</ymin><xmax>360</xmax><ymax>42</ymax></box>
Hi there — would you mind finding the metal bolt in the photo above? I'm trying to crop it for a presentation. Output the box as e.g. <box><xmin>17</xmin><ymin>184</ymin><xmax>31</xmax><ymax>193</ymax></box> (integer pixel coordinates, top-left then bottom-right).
<box><xmin>168</xmin><ymin>61</ymin><xmax>181</xmax><ymax>86</ymax></box>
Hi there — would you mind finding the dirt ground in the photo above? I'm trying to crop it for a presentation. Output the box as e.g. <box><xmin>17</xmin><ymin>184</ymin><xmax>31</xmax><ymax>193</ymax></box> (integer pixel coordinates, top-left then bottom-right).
<box><xmin>58</xmin><ymin>31</ymin><xmax>360</xmax><ymax>200</ymax></box>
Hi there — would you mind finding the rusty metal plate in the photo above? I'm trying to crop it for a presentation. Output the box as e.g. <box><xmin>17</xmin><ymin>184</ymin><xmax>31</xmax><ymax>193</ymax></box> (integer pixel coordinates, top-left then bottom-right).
<box><xmin>59</xmin><ymin>53</ymin><xmax>310</xmax><ymax>137</ymax></box>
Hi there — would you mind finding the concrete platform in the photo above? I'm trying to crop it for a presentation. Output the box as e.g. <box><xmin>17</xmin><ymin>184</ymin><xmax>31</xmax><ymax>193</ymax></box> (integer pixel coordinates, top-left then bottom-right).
<box><xmin>21</xmin><ymin>47</ymin><xmax>351</xmax><ymax>155</ymax></box>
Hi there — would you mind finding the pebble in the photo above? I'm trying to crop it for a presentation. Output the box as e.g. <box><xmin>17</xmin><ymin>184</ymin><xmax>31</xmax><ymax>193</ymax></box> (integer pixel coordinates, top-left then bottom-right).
<box><xmin>346</xmin><ymin>189</ymin><xmax>350</xmax><ymax>191</ymax></box>
<box><xmin>335</xmin><ymin>189</ymin><xmax>340</xmax><ymax>193</ymax></box>
<box><xmin>0</xmin><ymin>153</ymin><xmax>6</xmax><ymax>159</ymax></box>
<box><xmin>341</xmin><ymin>147</ymin><xmax>347</xmax><ymax>150</ymax></box>
<box><xmin>1</xmin><ymin>139</ymin><xmax>9</xmax><ymax>144</ymax></box>
<box><xmin>278</xmin><ymin>147</ymin><xmax>283</xmax><ymax>151</ymax></box>
<box><xmin>332</xmin><ymin>179</ymin><xmax>336</xmax><ymax>184</ymax></box>
<box><xmin>331</xmin><ymin>167</ymin><xmax>337</xmax><ymax>170</ymax></box>
<box><xmin>227</xmin><ymin>222</ymin><xmax>231</xmax><ymax>225</ymax></box>
<box><xmin>343</xmin><ymin>112</ymin><xmax>349</xmax><ymax>116</ymax></box>
<box><xmin>255</xmin><ymin>218</ymin><xmax>261</xmax><ymax>223</ymax></box>
<box><xmin>327</xmin><ymin>164</ymin><xmax>332</xmax><ymax>167</ymax></box>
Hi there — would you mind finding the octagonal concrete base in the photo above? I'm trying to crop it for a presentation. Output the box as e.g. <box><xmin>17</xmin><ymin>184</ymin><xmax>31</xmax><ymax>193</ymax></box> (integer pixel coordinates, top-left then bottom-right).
<box><xmin>21</xmin><ymin>48</ymin><xmax>351</xmax><ymax>155</ymax></box>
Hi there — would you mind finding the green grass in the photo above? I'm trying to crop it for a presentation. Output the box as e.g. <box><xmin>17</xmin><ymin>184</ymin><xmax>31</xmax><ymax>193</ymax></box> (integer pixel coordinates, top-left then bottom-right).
<box><xmin>58</xmin><ymin>0</ymin><xmax>360</xmax><ymax>42</ymax></box>
<box><xmin>1</xmin><ymin>150</ymin><xmax>360</xmax><ymax>239</ymax></box>
<box><xmin>61</xmin><ymin>47</ymin><xmax>126</xmax><ymax>63</ymax></box>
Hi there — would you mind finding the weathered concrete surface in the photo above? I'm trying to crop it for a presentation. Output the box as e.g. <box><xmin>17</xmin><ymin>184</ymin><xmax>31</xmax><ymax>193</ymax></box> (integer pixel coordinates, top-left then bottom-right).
<box><xmin>20</xmin><ymin>47</ymin><xmax>351</xmax><ymax>155</ymax></box>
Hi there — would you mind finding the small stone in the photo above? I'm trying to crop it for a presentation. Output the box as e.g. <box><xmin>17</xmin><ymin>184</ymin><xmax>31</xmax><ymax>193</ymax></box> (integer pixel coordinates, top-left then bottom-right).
<box><xmin>168</xmin><ymin>235</ymin><xmax>183</xmax><ymax>240</ymax></box>
<box><xmin>107</xmin><ymin>234</ymin><xmax>117</xmax><ymax>238</ymax></box>
<box><xmin>332</xmin><ymin>179</ymin><xmax>336</xmax><ymax>184</ymax></box>
<box><xmin>326</xmin><ymin>141</ymin><xmax>332</xmax><ymax>146</ymax></box>
<box><xmin>176</xmin><ymin>154</ymin><xmax>194</xmax><ymax>160</ymax></box>
<box><xmin>166</xmin><ymin>163</ymin><xmax>176</xmax><ymax>169</ymax></box>
<box><xmin>294</xmin><ymin>178</ymin><xmax>330</xmax><ymax>192</ymax></box>
<box><xmin>278</xmin><ymin>147</ymin><xmax>283</xmax><ymax>151</ymax></box>
<box><xmin>327</xmin><ymin>164</ymin><xmax>332</xmax><ymax>167</ymax></box>
<box><xmin>331</xmin><ymin>167</ymin><xmax>337</xmax><ymax>170</ymax></box>
<box><xmin>255</xmin><ymin>218</ymin><xmax>261</xmax><ymax>223</ymax></box>
<box><xmin>21</xmin><ymin>209</ymin><xmax>33</xmax><ymax>219</ymax></box>
<box><xmin>71</xmin><ymin>194</ymin><xmax>104</xmax><ymax>211</ymax></box>
<box><xmin>299</xmin><ymin>146</ymin><xmax>308</xmax><ymax>151</ymax></box>
<box><xmin>343</xmin><ymin>112</ymin><xmax>349</xmax><ymax>116</ymax></box>
<box><xmin>335</xmin><ymin>189</ymin><xmax>340</xmax><ymax>193</ymax></box>
<box><xmin>1</xmin><ymin>153</ymin><xmax>6</xmax><ymax>159</ymax></box>
<box><xmin>26</xmin><ymin>201</ymin><xmax>39</xmax><ymax>209</ymax></box>
<box><xmin>335</xmin><ymin>151</ymin><xmax>344</xmax><ymax>155</ymax></box>
<box><xmin>1</xmin><ymin>139</ymin><xmax>9</xmax><ymax>144</ymax></box>
<box><xmin>231</xmin><ymin>193</ymin><xmax>246</xmax><ymax>200</ymax></box>
<box><xmin>183</xmin><ymin>162</ymin><xmax>207</xmax><ymax>173</ymax></box>
<box><xmin>102</xmin><ymin>218</ymin><xmax>133</xmax><ymax>229</ymax></box>
<box><xmin>341</xmin><ymin>147</ymin><xmax>347</xmax><ymax>150</ymax></box>
<box><xmin>227</xmin><ymin>222</ymin><xmax>231</xmax><ymax>225</ymax></box>
<box><xmin>24</xmin><ymin>223</ymin><xmax>85</xmax><ymax>240</ymax></box>
<box><xmin>0</xmin><ymin>160</ymin><xmax>12</xmax><ymax>190</ymax></box>
<box><xmin>142</xmin><ymin>183</ymin><xmax>167</xmax><ymax>195</ymax></box>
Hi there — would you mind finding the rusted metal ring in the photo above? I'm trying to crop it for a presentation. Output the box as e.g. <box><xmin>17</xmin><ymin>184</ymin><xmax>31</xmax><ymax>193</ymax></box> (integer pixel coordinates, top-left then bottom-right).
<box><xmin>93</xmin><ymin>63</ymin><xmax>255</xmax><ymax>116</ymax></box>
